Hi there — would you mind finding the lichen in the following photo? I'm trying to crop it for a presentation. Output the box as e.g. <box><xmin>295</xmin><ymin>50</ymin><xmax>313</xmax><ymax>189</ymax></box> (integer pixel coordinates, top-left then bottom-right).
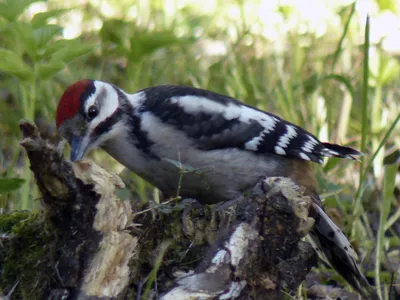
<box><xmin>0</xmin><ymin>211</ymin><xmax>54</xmax><ymax>299</ymax></box>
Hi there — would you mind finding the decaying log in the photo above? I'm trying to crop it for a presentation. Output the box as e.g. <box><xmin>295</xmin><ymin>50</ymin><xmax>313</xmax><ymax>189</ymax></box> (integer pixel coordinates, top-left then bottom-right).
<box><xmin>19</xmin><ymin>121</ymin><xmax>137</xmax><ymax>299</ymax></box>
<box><xmin>161</xmin><ymin>178</ymin><xmax>318</xmax><ymax>300</ymax></box>
<box><xmin>1</xmin><ymin>121</ymin><xmax>318</xmax><ymax>299</ymax></box>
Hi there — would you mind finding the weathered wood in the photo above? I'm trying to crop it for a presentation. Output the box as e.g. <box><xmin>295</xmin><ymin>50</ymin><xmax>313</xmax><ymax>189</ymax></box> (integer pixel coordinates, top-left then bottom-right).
<box><xmin>161</xmin><ymin>178</ymin><xmax>318</xmax><ymax>300</ymax></box>
<box><xmin>1</xmin><ymin>121</ymin><xmax>318</xmax><ymax>299</ymax></box>
<box><xmin>19</xmin><ymin>121</ymin><xmax>137</xmax><ymax>299</ymax></box>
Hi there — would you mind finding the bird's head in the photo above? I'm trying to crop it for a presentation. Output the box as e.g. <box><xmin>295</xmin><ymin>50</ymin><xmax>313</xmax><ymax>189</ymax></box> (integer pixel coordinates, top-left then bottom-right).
<box><xmin>56</xmin><ymin>79</ymin><xmax>123</xmax><ymax>161</ymax></box>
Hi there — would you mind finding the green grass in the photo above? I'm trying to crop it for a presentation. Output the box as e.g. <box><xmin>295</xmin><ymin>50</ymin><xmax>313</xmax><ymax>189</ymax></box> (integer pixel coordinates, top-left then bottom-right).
<box><xmin>0</xmin><ymin>0</ymin><xmax>399</xmax><ymax>298</ymax></box>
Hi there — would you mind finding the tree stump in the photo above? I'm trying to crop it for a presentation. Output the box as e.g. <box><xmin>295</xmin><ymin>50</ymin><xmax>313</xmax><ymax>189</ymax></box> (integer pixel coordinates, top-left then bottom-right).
<box><xmin>0</xmin><ymin>121</ymin><xmax>318</xmax><ymax>299</ymax></box>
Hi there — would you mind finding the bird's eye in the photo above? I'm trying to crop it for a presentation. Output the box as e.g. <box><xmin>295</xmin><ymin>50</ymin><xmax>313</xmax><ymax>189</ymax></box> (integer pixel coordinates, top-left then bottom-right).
<box><xmin>87</xmin><ymin>105</ymin><xmax>99</xmax><ymax>120</ymax></box>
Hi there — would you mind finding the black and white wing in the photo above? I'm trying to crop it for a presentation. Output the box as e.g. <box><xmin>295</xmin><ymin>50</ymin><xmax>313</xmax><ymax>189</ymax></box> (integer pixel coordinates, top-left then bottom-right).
<box><xmin>139</xmin><ymin>85</ymin><xmax>361</xmax><ymax>163</ymax></box>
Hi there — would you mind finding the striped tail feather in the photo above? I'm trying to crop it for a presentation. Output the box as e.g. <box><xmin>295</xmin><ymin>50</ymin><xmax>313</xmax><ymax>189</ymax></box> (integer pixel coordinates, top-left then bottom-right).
<box><xmin>321</xmin><ymin>142</ymin><xmax>363</xmax><ymax>161</ymax></box>
<box><xmin>309</xmin><ymin>204</ymin><xmax>378</xmax><ymax>299</ymax></box>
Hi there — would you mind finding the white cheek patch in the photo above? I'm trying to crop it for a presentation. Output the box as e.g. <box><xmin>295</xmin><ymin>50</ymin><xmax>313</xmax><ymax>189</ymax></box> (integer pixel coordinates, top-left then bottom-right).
<box><xmin>86</xmin><ymin>81</ymin><xmax>120</xmax><ymax>130</ymax></box>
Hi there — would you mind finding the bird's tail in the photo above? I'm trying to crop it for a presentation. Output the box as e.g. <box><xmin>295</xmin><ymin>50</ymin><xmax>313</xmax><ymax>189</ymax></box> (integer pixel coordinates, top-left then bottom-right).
<box><xmin>308</xmin><ymin>203</ymin><xmax>378</xmax><ymax>299</ymax></box>
<box><xmin>321</xmin><ymin>142</ymin><xmax>363</xmax><ymax>161</ymax></box>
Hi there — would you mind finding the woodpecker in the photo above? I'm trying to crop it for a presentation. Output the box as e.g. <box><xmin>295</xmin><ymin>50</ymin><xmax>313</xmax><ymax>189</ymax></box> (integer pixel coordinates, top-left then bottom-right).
<box><xmin>56</xmin><ymin>79</ymin><xmax>376</xmax><ymax>298</ymax></box>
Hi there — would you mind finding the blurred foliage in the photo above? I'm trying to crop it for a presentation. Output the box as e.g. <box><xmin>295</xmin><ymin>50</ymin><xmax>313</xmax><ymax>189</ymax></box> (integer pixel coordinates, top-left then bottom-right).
<box><xmin>0</xmin><ymin>178</ymin><xmax>25</xmax><ymax>194</ymax></box>
<box><xmin>0</xmin><ymin>0</ymin><xmax>399</xmax><ymax>297</ymax></box>
<box><xmin>0</xmin><ymin>0</ymin><xmax>93</xmax><ymax>209</ymax></box>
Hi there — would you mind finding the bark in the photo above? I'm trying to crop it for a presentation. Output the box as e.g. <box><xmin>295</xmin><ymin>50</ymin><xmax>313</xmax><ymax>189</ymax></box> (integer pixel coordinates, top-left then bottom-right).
<box><xmin>161</xmin><ymin>179</ymin><xmax>318</xmax><ymax>300</ymax></box>
<box><xmin>0</xmin><ymin>121</ymin><xmax>318</xmax><ymax>299</ymax></box>
<box><xmin>18</xmin><ymin>121</ymin><xmax>137</xmax><ymax>299</ymax></box>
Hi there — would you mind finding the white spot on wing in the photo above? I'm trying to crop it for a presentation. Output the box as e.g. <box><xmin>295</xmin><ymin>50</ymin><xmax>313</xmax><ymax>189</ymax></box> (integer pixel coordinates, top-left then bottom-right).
<box><xmin>169</xmin><ymin>97</ymin><xmax>178</xmax><ymax>104</ymax></box>
<box><xmin>277</xmin><ymin>124</ymin><xmax>297</xmax><ymax>148</ymax></box>
<box><xmin>244</xmin><ymin>115</ymin><xmax>278</xmax><ymax>151</ymax></box>
<box><xmin>302</xmin><ymin>135</ymin><xmax>319</xmax><ymax>153</ymax></box>
<box><xmin>258</xmin><ymin>116</ymin><xmax>278</xmax><ymax>132</ymax></box>
<box><xmin>275</xmin><ymin>146</ymin><xmax>286</xmax><ymax>155</ymax></box>
<box><xmin>172</xmin><ymin>95</ymin><xmax>233</xmax><ymax>116</ymax></box>
<box><xmin>244</xmin><ymin>135</ymin><xmax>264</xmax><ymax>150</ymax></box>
<box><xmin>299</xmin><ymin>152</ymin><xmax>311</xmax><ymax>161</ymax></box>
<box><xmin>308</xmin><ymin>135</ymin><xmax>319</xmax><ymax>145</ymax></box>
<box><xmin>244</xmin><ymin>139</ymin><xmax>259</xmax><ymax>151</ymax></box>
<box><xmin>302</xmin><ymin>141</ymin><xmax>314</xmax><ymax>153</ymax></box>
<box><xmin>172</xmin><ymin>96</ymin><xmax>277</xmax><ymax>128</ymax></box>
<box><xmin>172</xmin><ymin>95</ymin><xmax>278</xmax><ymax>152</ymax></box>
<box><xmin>322</xmin><ymin>148</ymin><xmax>339</xmax><ymax>157</ymax></box>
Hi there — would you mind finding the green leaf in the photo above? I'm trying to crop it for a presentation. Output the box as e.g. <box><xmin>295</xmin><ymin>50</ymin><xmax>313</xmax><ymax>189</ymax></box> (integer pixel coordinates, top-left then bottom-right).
<box><xmin>41</xmin><ymin>39</ymin><xmax>93</xmax><ymax>61</ymax></box>
<box><xmin>0</xmin><ymin>0</ymin><xmax>44</xmax><ymax>22</ymax></box>
<box><xmin>33</xmin><ymin>24</ymin><xmax>63</xmax><ymax>50</ymax></box>
<box><xmin>41</xmin><ymin>39</ymin><xmax>70</xmax><ymax>57</ymax></box>
<box><xmin>129</xmin><ymin>30</ymin><xmax>192</xmax><ymax>62</ymax></box>
<box><xmin>99</xmin><ymin>19</ymin><xmax>130</xmax><ymax>56</ymax></box>
<box><xmin>370</xmin><ymin>49</ymin><xmax>400</xmax><ymax>86</ymax></box>
<box><xmin>31</xmin><ymin>8</ymin><xmax>71</xmax><ymax>28</ymax></box>
<box><xmin>0</xmin><ymin>20</ymin><xmax>7</xmax><ymax>31</ymax></box>
<box><xmin>375</xmin><ymin>162</ymin><xmax>397</xmax><ymax>298</ymax></box>
<box><xmin>376</xmin><ymin>0</ymin><xmax>398</xmax><ymax>12</ymax></box>
<box><xmin>379</xmin><ymin>56</ymin><xmax>400</xmax><ymax>85</ymax></box>
<box><xmin>162</xmin><ymin>158</ymin><xmax>203</xmax><ymax>175</ymax></box>
<box><xmin>329</xmin><ymin>2</ymin><xmax>355</xmax><ymax>72</ymax></box>
<box><xmin>50</xmin><ymin>40</ymin><xmax>94</xmax><ymax>63</ymax></box>
<box><xmin>0</xmin><ymin>178</ymin><xmax>25</xmax><ymax>194</ymax></box>
<box><xmin>8</xmin><ymin>21</ymin><xmax>36</xmax><ymax>58</ymax></box>
<box><xmin>36</xmin><ymin>61</ymin><xmax>65</xmax><ymax>79</ymax></box>
<box><xmin>320</xmin><ymin>74</ymin><xmax>355</xmax><ymax>99</ymax></box>
<box><xmin>303</xmin><ymin>73</ymin><xmax>319</xmax><ymax>95</ymax></box>
<box><xmin>383</xmin><ymin>149</ymin><xmax>400</xmax><ymax>165</ymax></box>
<box><xmin>0</xmin><ymin>48</ymin><xmax>33</xmax><ymax>80</ymax></box>
<box><xmin>100</xmin><ymin>19</ymin><xmax>130</xmax><ymax>46</ymax></box>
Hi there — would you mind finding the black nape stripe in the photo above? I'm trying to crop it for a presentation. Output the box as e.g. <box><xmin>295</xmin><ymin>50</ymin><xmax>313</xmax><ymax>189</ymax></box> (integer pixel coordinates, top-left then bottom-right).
<box><xmin>127</xmin><ymin>111</ymin><xmax>158</xmax><ymax>159</ymax></box>
<box><xmin>114</xmin><ymin>86</ymin><xmax>128</xmax><ymax>104</ymax></box>
<box><xmin>91</xmin><ymin>100</ymin><xmax>157</xmax><ymax>159</ymax></box>
<box><xmin>115</xmin><ymin>86</ymin><xmax>157</xmax><ymax>158</ymax></box>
